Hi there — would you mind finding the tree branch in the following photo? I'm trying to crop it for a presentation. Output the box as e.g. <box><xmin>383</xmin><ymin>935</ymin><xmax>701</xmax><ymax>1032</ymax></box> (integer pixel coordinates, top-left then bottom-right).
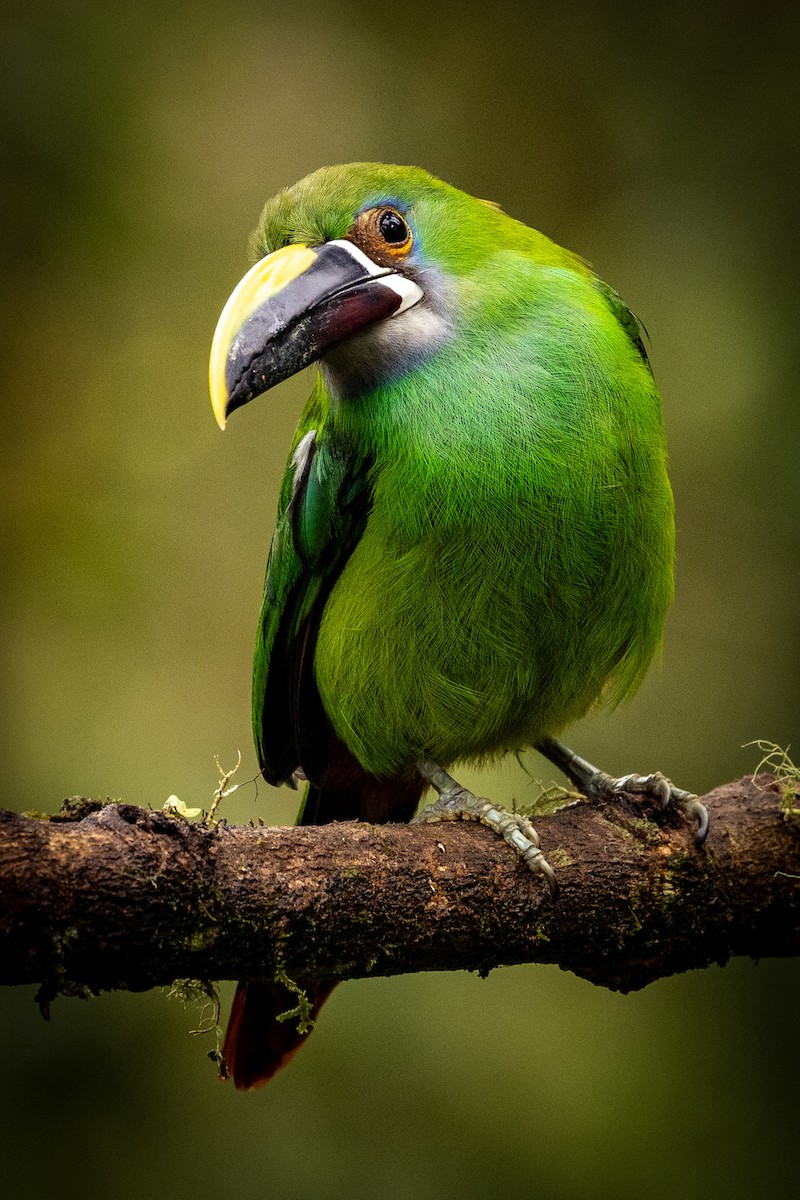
<box><xmin>1</xmin><ymin>774</ymin><xmax>799</xmax><ymax>1006</ymax></box>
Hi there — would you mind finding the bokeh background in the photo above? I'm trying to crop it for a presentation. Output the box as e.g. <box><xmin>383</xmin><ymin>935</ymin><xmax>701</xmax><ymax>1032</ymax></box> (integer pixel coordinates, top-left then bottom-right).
<box><xmin>1</xmin><ymin>1</ymin><xmax>798</xmax><ymax>1196</ymax></box>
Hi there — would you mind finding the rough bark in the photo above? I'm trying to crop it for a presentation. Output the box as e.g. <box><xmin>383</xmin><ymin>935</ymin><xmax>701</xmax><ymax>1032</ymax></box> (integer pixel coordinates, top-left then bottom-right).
<box><xmin>1</xmin><ymin>774</ymin><xmax>798</xmax><ymax>1006</ymax></box>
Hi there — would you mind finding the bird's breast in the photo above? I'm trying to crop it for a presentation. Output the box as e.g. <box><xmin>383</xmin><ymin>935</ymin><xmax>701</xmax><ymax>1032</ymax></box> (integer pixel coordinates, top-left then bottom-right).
<box><xmin>313</xmin><ymin>424</ymin><xmax>672</xmax><ymax>777</ymax></box>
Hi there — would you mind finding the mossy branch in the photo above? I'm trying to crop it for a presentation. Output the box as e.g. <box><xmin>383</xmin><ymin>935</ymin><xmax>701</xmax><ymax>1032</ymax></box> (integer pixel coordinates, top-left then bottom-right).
<box><xmin>1</xmin><ymin>773</ymin><xmax>799</xmax><ymax>1007</ymax></box>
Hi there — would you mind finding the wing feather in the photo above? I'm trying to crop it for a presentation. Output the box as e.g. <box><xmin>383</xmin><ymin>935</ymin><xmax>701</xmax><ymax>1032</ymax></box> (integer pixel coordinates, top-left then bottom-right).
<box><xmin>252</xmin><ymin>379</ymin><xmax>372</xmax><ymax>784</ymax></box>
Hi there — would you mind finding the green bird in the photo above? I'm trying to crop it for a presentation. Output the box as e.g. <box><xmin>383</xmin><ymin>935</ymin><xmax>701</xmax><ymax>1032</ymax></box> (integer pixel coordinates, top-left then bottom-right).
<box><xmin>209</xmin><ymin>163</ymin><xmax>706</xmax><ymax>1090</ymax></box>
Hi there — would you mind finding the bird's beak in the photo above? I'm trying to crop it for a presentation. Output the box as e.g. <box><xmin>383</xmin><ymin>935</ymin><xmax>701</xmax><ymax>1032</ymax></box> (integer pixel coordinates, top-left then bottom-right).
<box><xmin>209</xmin><ymin>239</ymin><xmax>423</xmax><ymax>429</ymax></box>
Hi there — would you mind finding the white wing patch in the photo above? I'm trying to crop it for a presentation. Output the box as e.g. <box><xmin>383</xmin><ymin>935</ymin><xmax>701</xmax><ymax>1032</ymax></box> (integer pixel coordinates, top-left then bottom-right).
<box><xmin>290</xmin><ymin>429</ymin><xmax>316</xmax><ymax>500</ymax></box>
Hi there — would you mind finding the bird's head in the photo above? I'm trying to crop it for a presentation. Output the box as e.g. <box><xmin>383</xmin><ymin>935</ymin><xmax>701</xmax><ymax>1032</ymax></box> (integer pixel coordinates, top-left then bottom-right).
<box><xmin>209</xmin><ymin>163</ymin><xmax>527</xmax><ymax>427</ymax></box>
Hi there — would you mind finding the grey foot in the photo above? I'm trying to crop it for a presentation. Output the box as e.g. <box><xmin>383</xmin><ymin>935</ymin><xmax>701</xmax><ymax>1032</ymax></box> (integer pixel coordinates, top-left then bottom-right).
<box><xmin>414</xmin><ymin>760</ymin><xmax>558</xmax><ymax>898</ymax></box>
<box><xmin>536</xmin><ymin>736</ymin><xmax>709</xmax><ymax>846</ymax></box>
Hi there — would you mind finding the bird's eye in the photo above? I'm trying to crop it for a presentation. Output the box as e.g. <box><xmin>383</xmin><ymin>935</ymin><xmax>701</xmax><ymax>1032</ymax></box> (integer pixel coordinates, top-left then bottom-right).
<box><xmin>350</xmin><ymin>205</ymin><xmax>413</xmax><ymax>262</ymax></box>
<box><xmin>378</xmin><ymin>209</ymin><xmax>410</xmax><ymax>245</ymax></box>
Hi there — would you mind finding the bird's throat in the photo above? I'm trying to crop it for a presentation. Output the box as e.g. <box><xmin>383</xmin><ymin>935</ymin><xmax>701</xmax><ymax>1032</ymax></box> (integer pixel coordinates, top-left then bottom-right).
<box><xmin>320</xmin><ymin>299</ymin><xmax>452</xmax><ymax>402</ymax></box>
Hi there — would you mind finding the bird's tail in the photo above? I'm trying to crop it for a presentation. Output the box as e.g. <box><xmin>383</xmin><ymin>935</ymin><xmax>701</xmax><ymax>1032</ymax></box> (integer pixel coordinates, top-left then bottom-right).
<box><xmin>221</xmin><ymin>977</ymin><xmax>336</xmax><ymax>1090</ymax></box>
<box><xmin>222</xmin><ymin>773</ymin><xmax>423</xmax><ymax>1090</ymax></box>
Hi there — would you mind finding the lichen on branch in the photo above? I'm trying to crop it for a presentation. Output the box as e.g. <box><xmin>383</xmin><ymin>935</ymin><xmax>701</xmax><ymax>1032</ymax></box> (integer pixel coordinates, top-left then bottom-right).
<box><xmin>0</xmin><ymin>774</ymin><xmax>799</xmax><ymax>1007</ymax></box>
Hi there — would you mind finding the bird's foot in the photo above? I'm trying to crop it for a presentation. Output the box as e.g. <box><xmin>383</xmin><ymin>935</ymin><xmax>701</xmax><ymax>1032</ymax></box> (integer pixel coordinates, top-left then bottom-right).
<box><xmin>413</xmin><ymin>759</ymin><xmax>558</xmax><ymax>898</ymax></box>
<box><xmin>536</xmin><ymin>736</ymin><xmax>709</xmax><ymax>845</ymax></box>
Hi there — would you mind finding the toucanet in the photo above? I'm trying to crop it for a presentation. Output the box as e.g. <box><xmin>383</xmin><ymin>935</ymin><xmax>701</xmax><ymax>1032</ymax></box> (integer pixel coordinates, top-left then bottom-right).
<box><xmin>209</xmin><ymin>163</ymin><xmax>707</xmax><ymax>1089</ymax></box>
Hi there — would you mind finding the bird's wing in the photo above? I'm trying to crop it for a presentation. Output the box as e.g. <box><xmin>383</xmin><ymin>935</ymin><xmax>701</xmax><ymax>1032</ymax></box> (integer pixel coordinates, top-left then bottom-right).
<box><xmin>593</xmin><ymin>278</ymin><xmax>652</xmax><ymax>367</ymax></box>
<box><xmin>252</xmin><ymin>378</ymin><xmax>372</xmax><ymax>785</ymax></box>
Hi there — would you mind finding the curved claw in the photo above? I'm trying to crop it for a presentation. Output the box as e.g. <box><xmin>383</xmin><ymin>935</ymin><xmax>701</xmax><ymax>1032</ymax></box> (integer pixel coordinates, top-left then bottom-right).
<box><xmin>535</xmin><ymin>738</ymin><xmax>712</xmax><ymax>847</ymax></box>
<box><xmin>415</xmin><ymin>760</ymin><xmax>559</xmax><ymax>899</ymax></box>
<box><xmin>515</xmin><ymin>814</ymin><xmax>541</xmax><ymax>849</ymax></box>
<box><xmin>505</xmin><ymin>822</ymin><xmax>558</xmax><ymax>898</ymax></box>
<box><xmin>524</xmin><ymin>843</ymin><xmax>559</xmax><ymax>899</ymax></box>
<box><xmin>664</xmin><ymin>784</ymin><xmax>709</xmax><ymax>846</ymax></box>
<box><xmin>598</xmin><ymin>769</ymin><xmax>709</xmax><ymax>845</ymax></box>
<box><xmin>614</xmin><ymin>772</ymin><xmax>672</xmax><ymax>810</ymax></box>
<box><xmin>687</xmin><ymin>798</ymin><xmax>710</xmax><ymax>846</ymax></box>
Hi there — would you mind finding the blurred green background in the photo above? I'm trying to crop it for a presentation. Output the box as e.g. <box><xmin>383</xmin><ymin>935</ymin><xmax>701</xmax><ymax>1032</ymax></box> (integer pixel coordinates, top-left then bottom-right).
<box><xmin>1</xmin><ymin>0</ymin><xmax>798</xmax><ymax>1196</ymax></box>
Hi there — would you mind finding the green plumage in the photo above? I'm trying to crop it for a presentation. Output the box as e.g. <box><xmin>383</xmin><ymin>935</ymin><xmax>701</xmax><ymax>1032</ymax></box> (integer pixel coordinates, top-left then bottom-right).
<box><xmin>216</xmin><ymin>162</ymin><xmax>676</xmax><ymax>1088</ymax></box>
<box><xmin>250</xmin><ymin>164</ymin><xmax>673</xmax><ymax>784</ymax></box>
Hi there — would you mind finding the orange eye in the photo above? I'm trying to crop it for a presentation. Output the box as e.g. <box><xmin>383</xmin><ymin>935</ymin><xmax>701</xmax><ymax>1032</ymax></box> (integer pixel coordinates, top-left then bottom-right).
<box><xmin>351</xmin><ymin>206</ymin><xmax>413</xmax><ymax>262</ymax></box>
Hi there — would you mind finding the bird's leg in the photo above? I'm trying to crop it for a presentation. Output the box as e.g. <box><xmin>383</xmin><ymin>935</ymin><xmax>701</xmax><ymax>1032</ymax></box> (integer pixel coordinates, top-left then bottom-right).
<box><xmin>413</xmin><ymin>759</ymin><xmax>558</xmax><ymax>898</ymax></box>
<box><xmin>535</xmin><ymin>736</ymin><xmax>709</xmax><ymax>845</ymax></box>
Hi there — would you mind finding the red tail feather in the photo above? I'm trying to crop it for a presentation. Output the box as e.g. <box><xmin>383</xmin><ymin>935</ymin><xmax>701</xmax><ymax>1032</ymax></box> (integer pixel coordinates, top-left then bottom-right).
<box><xmin>221</xmin><ymin>769</ymin><xmax>422</xmax><ymax>1089</ymax></box>
<box><xmin>221</xmin><ymin>979</ymin><xmax>335</xmax><ymax>1090</ymax></box>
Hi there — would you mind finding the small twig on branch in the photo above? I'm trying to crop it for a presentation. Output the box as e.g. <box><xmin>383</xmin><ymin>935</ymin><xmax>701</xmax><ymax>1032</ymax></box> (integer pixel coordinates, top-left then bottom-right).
<box><xmin>0</xmin><ymin>774</ymin><xmax>798</xmax><ymax>1010</ymax></box>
